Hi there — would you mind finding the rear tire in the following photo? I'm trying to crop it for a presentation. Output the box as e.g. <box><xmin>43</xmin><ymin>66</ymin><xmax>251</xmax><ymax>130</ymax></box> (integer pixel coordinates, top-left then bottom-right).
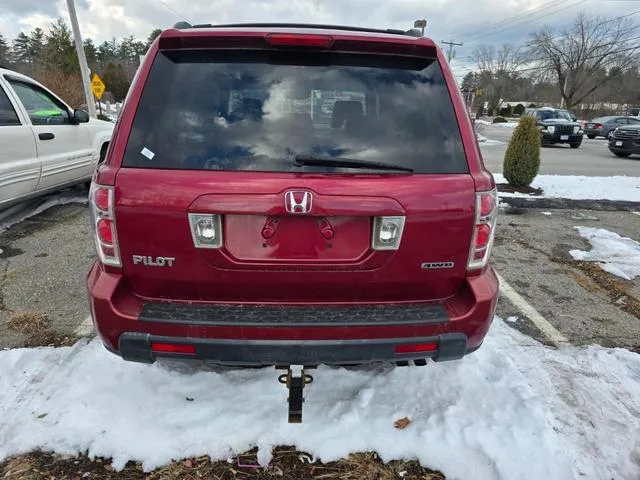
<box><xmin>570</xmin><ymin>142</ymin><xmax>581</xmax><ymax>149</ymax></box>
<box><xmin>587</xmin><ymin>134</ymin><xmax>596</xmax><ymax>139</ymax></box>
<box><xmin>614</xmin><ymin>152</ymin><xmax>631</xmax><ymax>158</ymax></box>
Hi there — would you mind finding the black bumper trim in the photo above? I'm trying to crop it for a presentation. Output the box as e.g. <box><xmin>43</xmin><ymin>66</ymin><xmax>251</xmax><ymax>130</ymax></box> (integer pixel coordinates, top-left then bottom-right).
<box><xmin>117</xmin><ymin>332</ymin><xmax>469</xmax><ymax>366</ymax></box>
<box><xmin>139</xmin><ymin>302</ymin><xmax>449</xmax><ymax>328</ymax></box>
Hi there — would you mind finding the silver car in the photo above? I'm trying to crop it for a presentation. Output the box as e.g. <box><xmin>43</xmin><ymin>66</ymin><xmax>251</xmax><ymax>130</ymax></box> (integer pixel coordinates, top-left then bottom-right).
<box><xmin>584</xmin><ymin>116</ymin><xmax>640</xmax><ymax>139</ymax></box>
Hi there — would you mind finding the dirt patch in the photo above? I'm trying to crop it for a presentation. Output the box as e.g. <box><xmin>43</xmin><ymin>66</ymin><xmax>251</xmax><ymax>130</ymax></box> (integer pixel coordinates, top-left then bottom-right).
<box><xmin>5</xmin><ymin>311</ymin><xmax>77</xmax><ymax>348</ymax></box>
<box><xmin>497</xmin><ymin>183</ymin><xmax>543</xmax><ymax>196</ymax></box>
<box><xmin>554</xmin><ymin>258</ymin><xmax>640</xmax><ymax>320</ymax></box>
<box><xmin>0</xmin><ymin>448</ymin><xmax>445</xmax><ymax>480</ymax></box>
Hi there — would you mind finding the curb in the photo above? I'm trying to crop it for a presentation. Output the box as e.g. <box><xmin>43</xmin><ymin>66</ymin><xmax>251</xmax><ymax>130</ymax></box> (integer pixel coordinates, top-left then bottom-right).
<box><xmin>498</xmin><ymin>195</ymin><xmax>640</xmax><ymax>211</ymax></box>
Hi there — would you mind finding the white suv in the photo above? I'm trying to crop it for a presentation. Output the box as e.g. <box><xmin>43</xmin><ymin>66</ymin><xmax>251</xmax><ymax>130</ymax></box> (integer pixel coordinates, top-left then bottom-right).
<box><xmin>0</xmin><ymin>68</ymin><xmax>114</xmax><ymax>210</ymax></box>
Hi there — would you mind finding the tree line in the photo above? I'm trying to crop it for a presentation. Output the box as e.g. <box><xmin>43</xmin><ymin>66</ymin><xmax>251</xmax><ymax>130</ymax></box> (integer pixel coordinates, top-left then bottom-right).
<box><xmin>0</xmin><ymin>19</ymin><xmax>162</xmax><ymax>108</ymax></box>
<box><xmin>463</xmin><ymin>12</ymin><xmax>640</xmax><ymax>118</ymax></box>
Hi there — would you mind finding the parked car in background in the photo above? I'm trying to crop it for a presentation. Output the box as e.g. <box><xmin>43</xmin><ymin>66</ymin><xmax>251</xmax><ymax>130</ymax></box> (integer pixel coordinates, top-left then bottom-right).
<box><xmin>87</xmin><ymin>22</ymin><xmax>499</xmax><ymax>422</ymax></box>
<box><xmin>584</xmin><ymin>116</ymin><xmax>640</xmax><ymax>139</ymax></box>
<box><xmin>608</xmin><ymin>123</ymin><xmax>640</xmax><ymax>158</ymax></box>
<box><xmin>523</xmin><ymin>107</ymin><xmax>584</xmax><ymax>148</ymax></box>
<box><xmin>0</xmin><ymin>68</ymin><xmax>113</xmax><ymax>210</ymax></box>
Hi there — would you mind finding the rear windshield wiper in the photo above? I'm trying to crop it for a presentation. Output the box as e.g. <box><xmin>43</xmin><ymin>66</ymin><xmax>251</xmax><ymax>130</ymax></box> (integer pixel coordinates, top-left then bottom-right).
<box><xmin>294</xmin><ymin>154</ymin><xmax>414</xmax><ymax>173</ymax></box>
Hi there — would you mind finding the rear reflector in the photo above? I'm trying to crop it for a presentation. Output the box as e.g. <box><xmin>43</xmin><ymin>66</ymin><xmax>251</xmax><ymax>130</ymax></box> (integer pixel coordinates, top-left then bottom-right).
<box><xmin>395</xmin><ymin>342</ymin><xmax>438</xmax><ymax>354</ymax></box>
<box><xmin>151</xmin><ymin>342</ymin><xmax>197</xmax><ymax>354</ymax></box>
<box><xmin>265</xmin><ymin>33</ymin><xmax>334</xmax><ymax>48</ymax></box>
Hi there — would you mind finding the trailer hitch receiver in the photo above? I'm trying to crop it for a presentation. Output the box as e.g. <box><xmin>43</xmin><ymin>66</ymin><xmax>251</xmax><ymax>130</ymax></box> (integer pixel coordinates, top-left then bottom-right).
<box><xmin>278</xmin><ymin>365</ymin><xmax>314</xmax><ymax>423</ymax></box>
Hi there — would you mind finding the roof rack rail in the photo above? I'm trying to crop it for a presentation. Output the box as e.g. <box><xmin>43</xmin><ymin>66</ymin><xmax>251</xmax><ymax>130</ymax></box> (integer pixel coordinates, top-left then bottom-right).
<box><xmin>172</xmin><ymin>22</ymin><xmax>423</xmax><ymax>37</ymax></box>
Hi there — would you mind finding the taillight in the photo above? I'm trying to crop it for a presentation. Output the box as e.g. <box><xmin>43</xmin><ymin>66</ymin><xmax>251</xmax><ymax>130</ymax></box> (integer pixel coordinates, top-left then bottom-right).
<box><xmin>467</xmin><ymin>189</ymin><xmax>498</xmax><ymax>270</ymax></box>
<box><xmin>189</xmin><ymin>213</ymin><xmax>223</xmax><ymax>249</ymax></box>
<box><xmin>372</xmin><ymin>216</ymin><xmax>406</xmax><ymax>250</ymax></box>
<box><xmin>89</xmin><ymin>183</ymin><xmax>121</xmax><ymax>267</ymax></box>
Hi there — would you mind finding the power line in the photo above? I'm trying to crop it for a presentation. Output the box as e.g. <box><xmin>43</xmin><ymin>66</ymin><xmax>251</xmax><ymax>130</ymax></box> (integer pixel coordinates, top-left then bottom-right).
<box><xmin>156</xmin><ymin>0</ymin><xmax>192</xmax><ymax>24</ymax></box>
<box><xmin>457</xmin><ymin>0</ymin><xmax>572</xmax><ymax>38</ymax></box>
<box><xmin>466</xmin><ymin>0</ymin><xmax>587</xmax><ymax>42</ymax></box>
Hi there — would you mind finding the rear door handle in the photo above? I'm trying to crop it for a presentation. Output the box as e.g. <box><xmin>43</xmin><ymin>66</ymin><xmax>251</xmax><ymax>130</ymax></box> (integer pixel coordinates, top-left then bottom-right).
<box><xmin>39</xmin><ymin>133</ymin><xmax>55</xmax><ymax>140</ymax></box>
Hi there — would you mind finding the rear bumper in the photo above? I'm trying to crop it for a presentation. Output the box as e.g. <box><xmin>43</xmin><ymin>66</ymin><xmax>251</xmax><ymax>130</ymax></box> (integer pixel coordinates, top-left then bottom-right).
<box><xmin>87</xmin><ymin>263</ymin><xmax>499</xmax><ymax>366</ymax></box>
<box><xmin>115</xmin><ymin>331</ymin><xmax>472</xmax><ymax>366</ymax></box>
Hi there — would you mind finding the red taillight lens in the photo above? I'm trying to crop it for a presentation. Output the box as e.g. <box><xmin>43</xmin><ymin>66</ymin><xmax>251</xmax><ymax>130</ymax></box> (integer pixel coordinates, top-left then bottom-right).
<box><xmin>94</xmin><ymin>187</ymin><xmax>110</xmax><ymax>212</ymax></box>
<box><xmin>97</xmin><ymin>219</ymin><xmax>113</xmax><ymax>244</ymax></box>
<box><xmin>595</xmin><ymin>123</ymin><xmax>602</xmax><ymax>128</ymax></box>
<box><xmin>395</xmin><ymin>343</ymin><xmax>438</xmax><ymax>354</ymax></box>
<box><xmin>480</xmin><ymin>194</ymin><xmax>495</xmax><ymax>218</ymax></box>
<box><xmin>151</xmin><ymin>343</ymin><xmax>197</xmax><ymax>355</ymax></box>
<box><xmin>265</xmin><ymin>33</ymin><xmax>334</xmax><ymax>48</ymax></box>
<box><xmin>475</xmin><ymin>224</ymin><xmax>491</xmax><ymax>249</ymax></box>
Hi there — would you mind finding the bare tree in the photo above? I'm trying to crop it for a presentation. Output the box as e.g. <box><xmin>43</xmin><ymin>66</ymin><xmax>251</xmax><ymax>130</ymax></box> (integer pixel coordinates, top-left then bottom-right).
<box><xmin>528</xmin><ymin>12</ymin><xmax>640</xmax><ymax>108</ymax></box>
<box><xmin>472</xmin><ymin>44</ymin><xmax>523</xmax><ymax>114</ymax></box>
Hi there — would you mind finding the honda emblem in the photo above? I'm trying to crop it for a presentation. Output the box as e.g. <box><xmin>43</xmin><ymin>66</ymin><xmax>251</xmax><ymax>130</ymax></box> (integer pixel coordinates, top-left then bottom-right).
<box><xmin>285</xmin><ymin>191</ymin><xmax>312</xmax><ymax>214</ymax></box>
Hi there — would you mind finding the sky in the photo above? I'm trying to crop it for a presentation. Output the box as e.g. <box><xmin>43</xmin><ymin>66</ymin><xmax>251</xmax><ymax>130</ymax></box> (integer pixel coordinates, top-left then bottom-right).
<box><xmin>0</xmin><ymin>0</ymin><xmax>639</xmax><ymax>78</ymax></box>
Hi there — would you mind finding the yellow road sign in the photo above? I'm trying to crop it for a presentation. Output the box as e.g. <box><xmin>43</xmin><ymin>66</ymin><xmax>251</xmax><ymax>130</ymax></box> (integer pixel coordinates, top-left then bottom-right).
<box><xmin>91</xmin><ymin>73</ymin><xmax>106</xmax><ymax>100</ymax></box>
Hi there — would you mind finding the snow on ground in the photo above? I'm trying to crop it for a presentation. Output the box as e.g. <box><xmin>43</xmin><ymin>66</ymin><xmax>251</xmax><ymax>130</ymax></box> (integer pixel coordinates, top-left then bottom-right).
<box><xmin>0</xmin><ymin>319</ymin><xmax>638</xmax><ymax>480</ymax></box>
<box><xmin>475</xmin><ymin>119</ymin><xmax>519</xmax><ymax>128</ymax></box>
<box><xmin>570</xmin><ymin>227</ymin><xmax>640</xmax><ymax>280</ymax></box>
<box><xmin>494</xmin><ymin>174</ymin><xmax>640</xmax><ymax>202</ymax></box>
<box><xmin>0</xmin><ymin>190</ymin><xmax>88</xmax><ymax>235</ymax></box>
<box><xmin>476</xmin><ymin>134</ymin><xmax>505</xmax><ymax>146</ymax></box>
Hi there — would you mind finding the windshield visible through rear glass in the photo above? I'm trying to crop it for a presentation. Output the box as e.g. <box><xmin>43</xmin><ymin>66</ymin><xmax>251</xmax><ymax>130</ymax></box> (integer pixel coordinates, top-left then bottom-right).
<box><xmin>538</xmin><ymin>109</ymin><xmax>572</xmax><ymax>121</ymax></box>
<box><xmin>122</xmin><ymin>50</ymin><xmax>467</xmax><ymax>174</ymax></box>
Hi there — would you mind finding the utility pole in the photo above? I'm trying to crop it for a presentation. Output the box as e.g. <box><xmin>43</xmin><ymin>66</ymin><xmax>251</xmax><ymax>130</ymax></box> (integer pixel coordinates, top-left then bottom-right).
<box><xmin>441</xmin><ymin>39</ymin><xmax>463</xmax><ymax>63</ymax></box>
<box><xmin>66</xmin><ymin>0</ymin><xmax>97</xmax><ymax>118</ymax></box>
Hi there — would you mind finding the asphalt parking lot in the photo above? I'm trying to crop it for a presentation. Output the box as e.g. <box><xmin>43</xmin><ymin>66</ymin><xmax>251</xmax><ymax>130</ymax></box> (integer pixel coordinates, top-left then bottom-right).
<box><xmin>478</xmin><ymin>123</ymin><xmax>640</xmax><ymax>176</ymax></box>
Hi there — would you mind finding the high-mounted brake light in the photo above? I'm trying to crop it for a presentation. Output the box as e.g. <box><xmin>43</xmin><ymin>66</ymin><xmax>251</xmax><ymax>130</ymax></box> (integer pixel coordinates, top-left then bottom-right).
<box><xmin>89</xmin><ymin>184</ymin><xmax>121</xmax><ymax>267</ymax></box>
<box><xmin>467</xmin><ymin>189</ymin><xmax>498</xmax><ymax>270</ymax></box>
<box><xmin>265</xmin><ymin>33</ymin><xmax>334</xmax><ymax>48</ymax></box>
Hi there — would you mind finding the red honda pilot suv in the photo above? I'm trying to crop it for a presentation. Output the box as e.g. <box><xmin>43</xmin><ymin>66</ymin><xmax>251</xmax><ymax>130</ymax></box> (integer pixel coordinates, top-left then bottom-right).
<box><xmin>87</xmin><ymin>23</ymin><xmax>499</xmax><ymax>421</ymax></box>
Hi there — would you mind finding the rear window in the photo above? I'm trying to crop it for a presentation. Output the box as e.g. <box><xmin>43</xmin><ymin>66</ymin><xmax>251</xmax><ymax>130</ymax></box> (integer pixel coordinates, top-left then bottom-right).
<box><xmin>123</xmin><ymin>49</ymin><xmax>467</xmax><ymax>174</ymax></box>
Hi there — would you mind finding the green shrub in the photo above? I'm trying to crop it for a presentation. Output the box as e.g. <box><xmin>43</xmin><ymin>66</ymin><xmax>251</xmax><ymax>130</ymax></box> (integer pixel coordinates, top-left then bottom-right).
<box><xmin>493</xmin><ymin>116</ymin><xmax>508</xmax><ymax>123</ymax></box>
<box><xmin>503</xmin><ymin>115</ymin><xmax>540</xmax><ymax>187</ymax></box>
<box><xmin>499</xmin><ymin>105</ymin><xmax>513</xmax><ymax>117</ymax></box>
<box><xmin>513</xmin><ymin>104</ymin><xmax>525</xmax><ymax>115</ymax></box>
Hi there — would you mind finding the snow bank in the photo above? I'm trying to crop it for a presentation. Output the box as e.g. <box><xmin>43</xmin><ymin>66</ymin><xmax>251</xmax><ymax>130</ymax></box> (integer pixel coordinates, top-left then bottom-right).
<box><xmin>477</xmin><ymin>134</ymin><xmax>505</xmax><ymax>146</ymax></box>
<box><xmin>494</xmin><ymin>174</ymin><xmax>640</xmax><ymax>202</ymax></box>
<box><xmin>0</xmin><ymin>319</ymin><xmax>638</xmax><ymax>480</ymax></box>
<box><xmin>570</xmin><ymin>227</ymin><xmax>640</xmax><ymax>280</ymax></box>
<box><xmin>476</xmin><ymin>119</ymin><xmax>519</xmax><ymax>128</ymax></box>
